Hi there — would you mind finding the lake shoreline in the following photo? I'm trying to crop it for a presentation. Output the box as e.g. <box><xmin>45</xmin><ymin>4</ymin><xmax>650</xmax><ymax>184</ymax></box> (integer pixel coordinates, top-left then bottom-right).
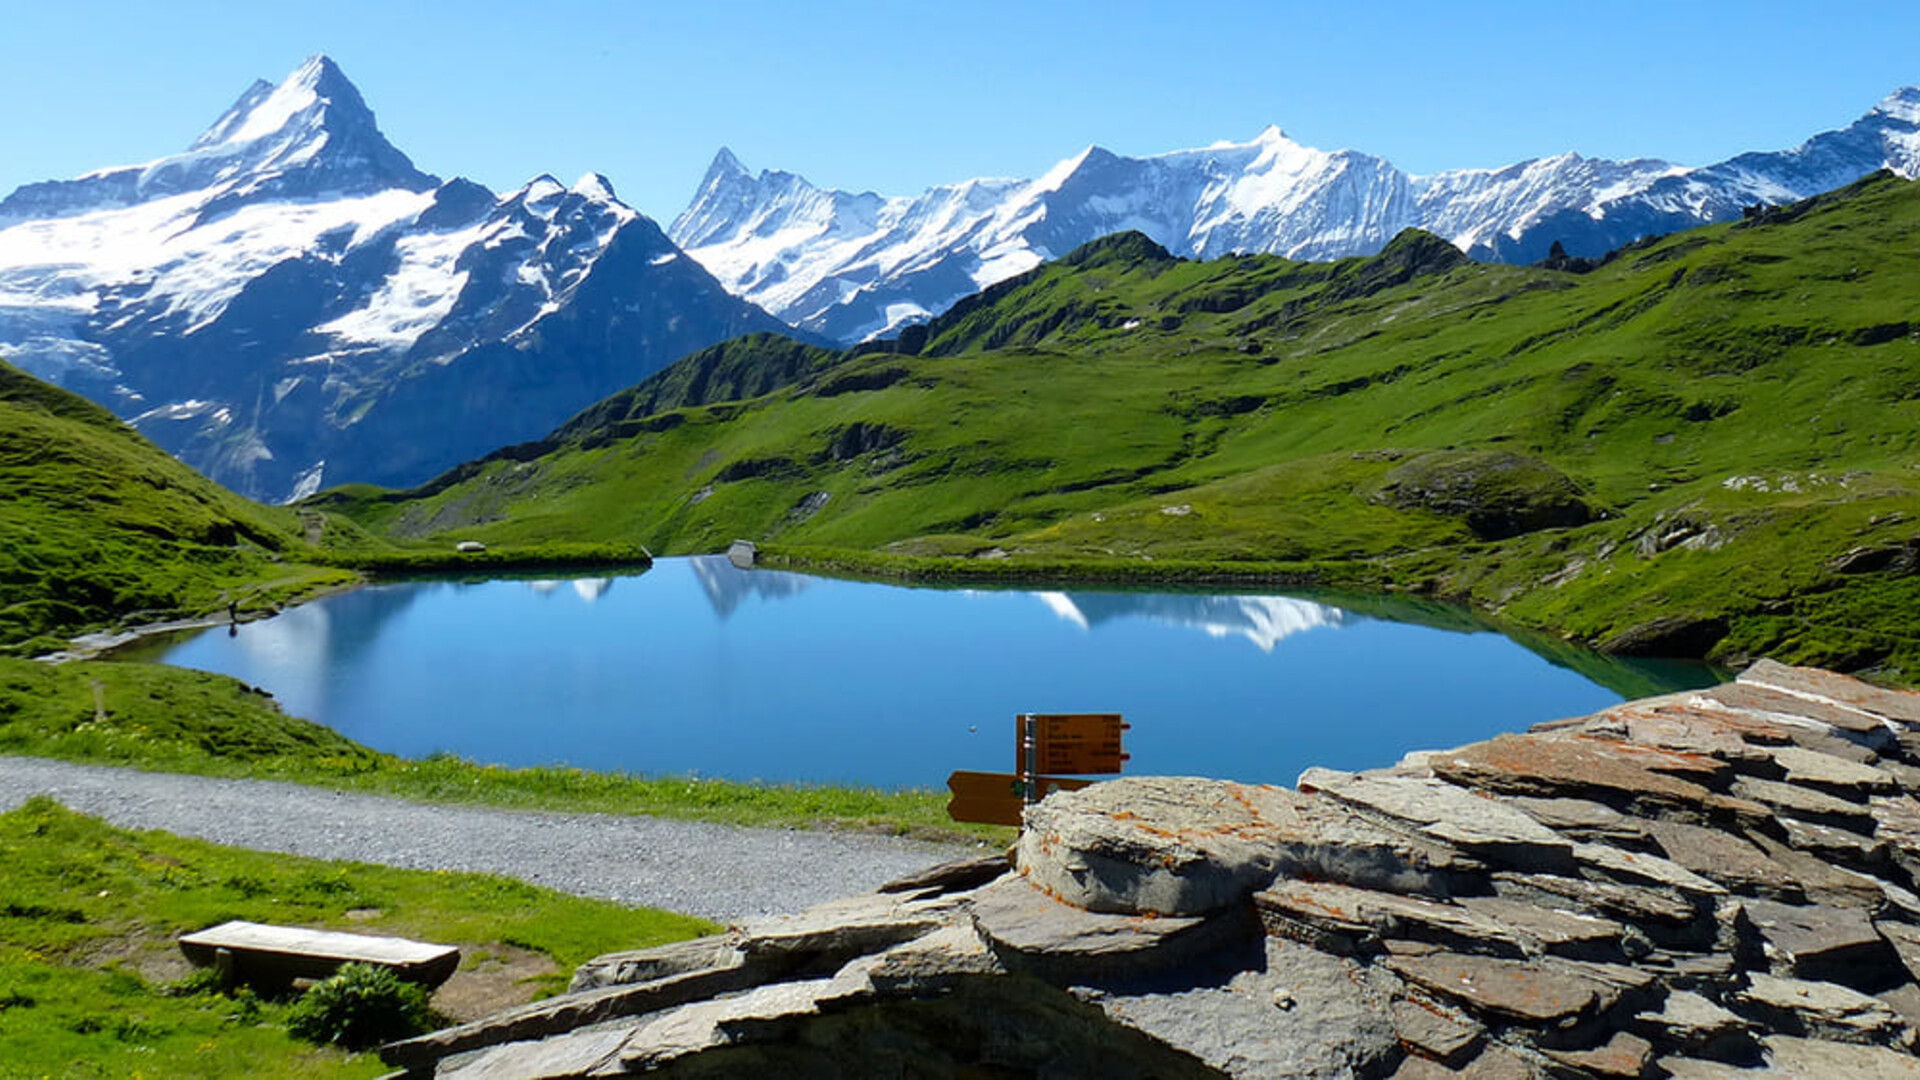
<box><xmin>36</xmin><ymin>572</ymin><xmax>370</xmax><ymax>664</ymax></box>
<box><xmin>120</xmin><ymin>555</ymin><xmax>1721</xmax><ymax>789</ymax></box>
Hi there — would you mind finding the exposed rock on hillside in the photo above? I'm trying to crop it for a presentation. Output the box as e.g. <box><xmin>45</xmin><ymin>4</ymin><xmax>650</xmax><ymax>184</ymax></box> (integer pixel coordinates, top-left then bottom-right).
<box><xmin>1374</xmin><ymin>450</ymin><xmax>1596</xmax><ymax>540</ymax></box>
<box><xmin>384</xmin><ymin>659</ymin><xmax>1920</xmax><ymax>1077</ymax></box>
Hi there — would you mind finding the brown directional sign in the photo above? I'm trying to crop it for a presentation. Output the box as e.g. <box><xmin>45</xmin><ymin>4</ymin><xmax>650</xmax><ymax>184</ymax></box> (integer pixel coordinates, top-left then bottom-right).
<box><xmin>1022</xmin><ymin>713</ymin><xmax>1129</xmax><ymax>775</ymax></box>
<box><xmin>946</xmin><ymin>771</ymin><xmax>1092</xmax><ymax>827</ymax></box>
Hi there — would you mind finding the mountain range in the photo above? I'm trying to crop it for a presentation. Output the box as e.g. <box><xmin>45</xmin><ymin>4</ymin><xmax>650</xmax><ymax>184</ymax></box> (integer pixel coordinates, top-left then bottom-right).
<box><xmin>670</xmin><ymin>91</ymin><xmax>1920</xmax><ymax>342</ymax></box>
<box><xmin>4</xmin><ymin>58</ymin><xmax>1918</xmax><ymax>501</ymax></box>
<box><xmin>0</xmin><ymin>56</ymin><xmax>787</xmax><ymax>501</ymax></box>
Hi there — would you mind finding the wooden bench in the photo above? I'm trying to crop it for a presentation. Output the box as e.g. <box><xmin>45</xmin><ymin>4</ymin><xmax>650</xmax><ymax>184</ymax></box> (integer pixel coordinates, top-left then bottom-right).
<box><xmin>178</xmin><ymin>920</ymin><xmax>461</xmax><ymax>991</ymax></box>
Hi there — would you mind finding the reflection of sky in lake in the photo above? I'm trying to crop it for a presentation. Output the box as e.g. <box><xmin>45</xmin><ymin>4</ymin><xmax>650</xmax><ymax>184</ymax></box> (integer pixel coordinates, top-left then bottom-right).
<box><xmin>140</xmin><ymin>557</ymin><xmax>1709</xmax><ymax>790</ymax></box>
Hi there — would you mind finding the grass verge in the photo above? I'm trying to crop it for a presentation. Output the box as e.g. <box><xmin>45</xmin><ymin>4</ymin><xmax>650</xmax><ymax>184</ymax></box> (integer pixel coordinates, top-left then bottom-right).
<box><xmin>0</xmin><ymin>657</ymin><xmax>1006</xmax><ymax>844</ymax></box>
<box><xmin>0</xmin><ymin>796</ymin><xmax>715</xmax><ymax>1078</ymax></box>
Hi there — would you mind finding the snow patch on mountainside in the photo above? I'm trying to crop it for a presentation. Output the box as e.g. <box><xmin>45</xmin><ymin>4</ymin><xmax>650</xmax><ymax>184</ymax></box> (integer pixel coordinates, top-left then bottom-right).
<box><xmin>313</xmin><ymin>212</ymin><xmax>483</xmax><ymax>350</ymax></box>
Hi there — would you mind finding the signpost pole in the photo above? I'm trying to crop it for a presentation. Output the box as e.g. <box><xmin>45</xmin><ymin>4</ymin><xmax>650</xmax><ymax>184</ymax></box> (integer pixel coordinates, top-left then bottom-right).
<box><xmin>1019</xmin><ymin>713</ymin><xmax>1037</xmax><ymax>811</ymax></box>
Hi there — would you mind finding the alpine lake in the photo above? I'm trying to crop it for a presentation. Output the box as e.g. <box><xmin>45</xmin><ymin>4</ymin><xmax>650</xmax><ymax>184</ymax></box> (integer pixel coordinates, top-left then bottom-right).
<box><xmin>120</xmin><ymin>556</ymin><xmax>1721</xmax><ymax>791</ymax></box>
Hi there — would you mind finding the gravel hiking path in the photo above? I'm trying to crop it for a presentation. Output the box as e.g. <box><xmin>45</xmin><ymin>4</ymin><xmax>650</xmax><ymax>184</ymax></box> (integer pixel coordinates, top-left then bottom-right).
<box><xmin>0</xmin><ymin>757</ymin><xmax>977</xmax><ymax>923</ymax></box>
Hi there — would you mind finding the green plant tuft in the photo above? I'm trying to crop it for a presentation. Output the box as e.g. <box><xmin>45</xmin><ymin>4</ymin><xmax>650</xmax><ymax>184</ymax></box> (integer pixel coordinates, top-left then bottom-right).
<box><xmin>284</xmin><ymin>963</ymin><xmax>434</xmax><ymax>1050</ymax></box>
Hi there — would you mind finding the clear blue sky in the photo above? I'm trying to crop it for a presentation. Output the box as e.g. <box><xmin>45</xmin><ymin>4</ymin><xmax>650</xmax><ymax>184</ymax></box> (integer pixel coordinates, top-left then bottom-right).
<box><xmin>5</xmin><ymin>0</ymin><xmax>1917</xmax><ymax>222</ymax></box>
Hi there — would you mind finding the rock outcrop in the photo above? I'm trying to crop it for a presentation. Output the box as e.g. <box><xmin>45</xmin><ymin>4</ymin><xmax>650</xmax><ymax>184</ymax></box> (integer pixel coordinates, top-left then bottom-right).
<box><xmin>383</xmin><ymin>659</ymin><xmax>1920</xmax><ymax>1077</ymax></box>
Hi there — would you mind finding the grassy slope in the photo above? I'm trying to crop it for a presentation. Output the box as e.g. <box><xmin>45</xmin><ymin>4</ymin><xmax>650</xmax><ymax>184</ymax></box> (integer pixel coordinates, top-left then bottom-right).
<box><xmin>0</xmin><ymin>797</ymin><xmax>713</xmax><ymax>1078</ymax></box>
<box><xmin>0</xmin><ymin>359</ymin><xmax>361</xmax><ymax>657</ymax></box>
<box><xmin>0</xmin><ymin>358</ymin><xmax>652</xmax><ymax>658</ymax></box>
<box><xmin>330</xmin><ymin>174</ymin><xmax>1920</xmax><ymax>683</ymax></box>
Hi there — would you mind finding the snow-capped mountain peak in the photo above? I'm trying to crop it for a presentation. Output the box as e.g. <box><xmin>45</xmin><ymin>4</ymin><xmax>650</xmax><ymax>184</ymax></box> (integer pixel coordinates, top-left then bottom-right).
<box><xmin>189</xmin><ymin>54</ymin><xmax>355</xmax><ymax>153</ymax></box>
<box><xmin>0</xmin><ymin>53</ymin><xmax>431</xmax><ymax>225</ymax></box>
<box><xmin>0</xmin><ymin>56</ymin><xmax>787</xmax><ymax>502</ymax></box>
<box><xmin>703</xmin><ymin>146</ymin><xmax>750</xmax><ymax>183</ymax></box>
<box><xmin>674</xmin><ymin>87</ymin><xmax>1920</xmax><ymax>341</ymax></box>
<box><xmin>571</xmin><ymin>172</ymin><xmax>622</xmax><ymax>202</ymax></box>
<box><xmin>1873</xmin><ymin>86</ymin><xmax>1920</xmax><ymax>125</ymax></box>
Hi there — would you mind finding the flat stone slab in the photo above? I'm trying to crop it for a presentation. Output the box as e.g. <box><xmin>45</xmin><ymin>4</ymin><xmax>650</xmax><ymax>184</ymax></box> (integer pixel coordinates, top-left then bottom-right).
<box><xmin>970</xmin><ymin>875</ymin><xmax>1239</xmax><ymax>982</ymax></box>
<box><xmin>1097</xmin><ymin>937</ymin><xmax>1402</xmax><ymax>1079</ymax></box>
<box><xmin>1019</xmin><ymin>776</ymin><xmax>1471</xmax><ymax>917</ymax></box>
<box><xmin>1572</xmin><ymin>841</ymin><xmax>1727</xmax><ymax>897</ymax></box>
<box><xmin>1778</xmin><ymin>816</ymin><xmax>1889</xmax><ymax>867</ymax></box>
<box><xmin>1256</xmin><ymin>880</ymin><xmax>1523</xmax><ymax>958</ymax></box>
<box><xmin>1733</xmin><ymin>774</ymin><xmax>1878</xmax><ymax>828</ymax></box>
<box><xmin>1297</xmin><ymin>768</ymin><xmax>1574</xmax><ymax>871</ymax></box>
<box><xmin>1760</xmin><ymin>1033</ymin><xmax>1920</xmax><ymax>1077</ymax></box>
<box><xmin>1645</xmin><ymin>820</ymin><xmax>1805</xmax><ymax>900</ymax></box>
<box><xmin>440</xmin><ymin>1025</ymin><xmax>631</xmax><ymax>1080</ymax></box>
<box><xmin>1740</xmin><ymin>658</ymin><xmax>1920</xmax><ymax>728</ymax></box>
<box><xmin>1743</xmin><ymin>899</ymin><xmax>1899</xmax><ymax>988</ymax></box>
<box><xmin>1874</xmin><ymin>796</ymin><xmax>1920</xmax><ymax>858</ymax></box>
<box><xmin>568</xmin><ymin>934</ymin><xmax>742</xmax><ymax>993</ymax></box>
<box><xmin>1765</xmin><ymin>744</ymin><xmax>1898</xmax><ymax>797</ymax></box>
<box><xmin>1881</xmin><ymin>921</ymin><xmax>1920</xmax><ymax>984</ymax></box>
<box><xmin>1735</xmin><ymin>971</ymin><xmax>1914</xmax><ymax>1046</ymax></box>
<box><xmin>1506</xmin><ymin>795</ymin><xmax>1649</xmax><ymax>844</ymax></box>
<box><xmin>1611</xmin><ymin>705</ymin><xmax>1787</xmax><ymax>767</ymax></box>
<box><xmin>1452</xmin><ymin>896</ymin><xmax>1625</xmax><ymax>958</ymax></box>
<box><xmin>878</xmin><ymin>854</ymin><xmax>1010</xmax><ymax>895</ymax></box>
<box><xmin>1430</xmin><ymin>733</ymin><xmax>1755</xmax><ymax>823</ymax></box>
<box><xmin>612</xmin><ymin>968</ymin><xmax>876</xmax><ymax>1072</ymax></box>
<box><xmin>1745</xmin><ymin>832</ymin><xmax>1891</xmax><ymax>910</ymax></box>
<box><xmin>1543</xmin><ymin>1030</ymin><xmax>1653</xmax><ymax>1077</ymax></box>
<box><xmin>1492</xmin><ymin>871</ymin><xmax>1700</xmax><ymax>928</ymax></box>
<box><xmin>733</xmin><ymin>888</ymin><xmax>962</xmax><ymax>961</ymax></box>
<box><xmin>383</xmin><ymin>959</ymin><xmax>762</xmax><ymax>1072</ymax></box>
<box><xmin>854</xmin><ymin>922</ymin><xmax>1004</xmax><ymax>992</ymax></box>
<box><xmin>1699</xmin><ymin>681</ymin><xmax>1892</xmax><ymax>740</ymax></box>
<box><xmin>1631</xmin><ymin>989</ymin><xmax>1753</xmax><ymax>1055</ymax></box>
<box><xmin>1259</xmin><ymin>881</ymin><xmax>1629</xmax><ymax>962</ymax></box>
<box><xmin>1384</xmin><ymin>953</ymin><xmax>1627</xmax><ymax>1026</ymax></box>
<box><xmin>1390</xmin><ymin>998</ymin><xmax>1483</xmax><ymax>1064</ymax></box>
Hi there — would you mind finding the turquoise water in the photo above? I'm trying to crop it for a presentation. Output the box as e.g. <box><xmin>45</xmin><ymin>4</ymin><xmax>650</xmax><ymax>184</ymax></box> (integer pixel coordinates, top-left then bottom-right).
<box><xmin>132</xmin><ymin>557</ymin><xmax>1717</xmax><ymax>789</ymax></box>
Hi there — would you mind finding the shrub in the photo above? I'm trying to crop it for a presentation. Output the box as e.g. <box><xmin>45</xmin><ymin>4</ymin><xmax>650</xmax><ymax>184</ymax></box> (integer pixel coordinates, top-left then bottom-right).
<box><xmin>284</xmin><ymin>963</ymin><xmax>433</xmax><ymax>1050</ymax></box>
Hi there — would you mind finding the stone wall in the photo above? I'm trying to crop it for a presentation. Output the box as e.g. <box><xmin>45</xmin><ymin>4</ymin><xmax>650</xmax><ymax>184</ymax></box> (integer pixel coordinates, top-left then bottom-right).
<box><xmin>384</xmin><ymin>659</ymin><xmax>1920</xmax><ymax>1078</ymax></box>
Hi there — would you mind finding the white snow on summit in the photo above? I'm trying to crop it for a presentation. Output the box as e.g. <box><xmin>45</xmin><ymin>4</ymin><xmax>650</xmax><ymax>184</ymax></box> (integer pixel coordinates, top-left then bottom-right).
<box><xmin>195</xmin><ymin>56</ymin><xmax>331</xmax><ymax>149</ymax></box>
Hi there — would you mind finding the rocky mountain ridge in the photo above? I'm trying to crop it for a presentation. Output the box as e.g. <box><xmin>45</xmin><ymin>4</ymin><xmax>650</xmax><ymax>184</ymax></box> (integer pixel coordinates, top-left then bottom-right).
<box><xmin>671</xmin><ymin>89</ymin><xmax>1920</xmax><ymax>341</ymax></box>
<box><xmin>383</xmin><ymin>660</ymin><xmax>1920</xmax><ymax>1077</ymax></box>
<box><xmin>0</xmin><ymin>56</ymin><xmax>788</xmax><ymax>501</ymax></box>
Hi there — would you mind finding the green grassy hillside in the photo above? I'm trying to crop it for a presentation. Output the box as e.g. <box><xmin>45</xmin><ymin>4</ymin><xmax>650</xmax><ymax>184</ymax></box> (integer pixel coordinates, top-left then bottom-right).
<box><xmin>0</xmin><ymin>359</ymin><xmax>363</xmax><ymax>656</ymax></box>
<box><xmin>329</xmin><ymin>173</ymin><xmax>1920</xmax><ymax>683</ymax></box>
<box><xmin>0</xmin><ymin>359</ymin><xmax>654</xmax><ymax>657</ymax></box>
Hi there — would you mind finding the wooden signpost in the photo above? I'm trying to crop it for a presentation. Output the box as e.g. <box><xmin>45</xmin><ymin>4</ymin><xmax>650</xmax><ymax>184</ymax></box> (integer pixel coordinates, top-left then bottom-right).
<box><xmin>1022</xmin><ymin>712</ymin><xmax>1129</xmax><ymax>776</ymax></box>
<box><xmin>945</xmin><ymin>771</ymin><xmax>1091</xmax><ymax>827</ymax></box>
<box><xmin>946</xmin><ymin>713</ymin><xmax>1130</xmax><ymax>827</ymax></box>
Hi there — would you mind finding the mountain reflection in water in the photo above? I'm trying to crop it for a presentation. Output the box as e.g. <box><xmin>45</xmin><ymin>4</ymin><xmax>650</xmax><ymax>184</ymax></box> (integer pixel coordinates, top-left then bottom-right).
<box><xmin>1034</xmin><ymin>592</ymin><xmax>1352</xmax><ymax>651</ymax></box>
<box><xmin>689</xmin><ymin>556</ymin><xmax>813</xmax><ymax>619</ymax></box>
<box><xmin>129</xmin><ymin>556</ymin><xmax>1718</xmax><ymax>788</ymax></box>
